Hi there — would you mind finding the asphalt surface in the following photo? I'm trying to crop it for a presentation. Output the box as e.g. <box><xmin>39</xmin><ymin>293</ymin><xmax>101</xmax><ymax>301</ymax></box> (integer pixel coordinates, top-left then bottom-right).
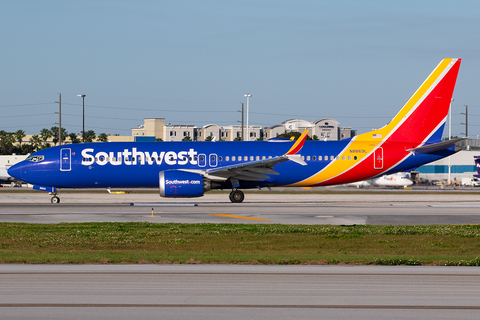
<box><xmin>0</xmin><ymin>265</ymin><xmax>479</xmax><ymax>320</ymax></box>
<box><xmin>2</xmin><ymin>188</ymin><xmax>480</xmax><ymax>225</ymax></box>
<box><xmin>2</xmin><ymin>189</ymin><xmax>480</xmax><ymax>319</ymax></box>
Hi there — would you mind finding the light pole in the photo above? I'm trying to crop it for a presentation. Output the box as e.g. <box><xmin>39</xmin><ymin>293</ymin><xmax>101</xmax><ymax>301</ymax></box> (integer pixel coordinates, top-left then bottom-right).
<box><xmin>244</xmin><ymin>93</ymin><xmax>251</xmax><ymax>141</ymax></box>
<box><xmin>77</xmin><ymin>94</ymin><xmax>86</xmax><ymax>142</ymax></box>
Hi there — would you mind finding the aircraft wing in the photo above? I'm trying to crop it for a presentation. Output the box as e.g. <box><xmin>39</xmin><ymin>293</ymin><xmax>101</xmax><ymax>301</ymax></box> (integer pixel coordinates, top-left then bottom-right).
<box><xmin>181</xmin><ymin>130</ymin><xmax>309</xmax><ymax>183</ymax></box>
<box><xmin>204</xmin><ymin>154</ymin><xmax>306</xmax><ymax>182</ymax></box>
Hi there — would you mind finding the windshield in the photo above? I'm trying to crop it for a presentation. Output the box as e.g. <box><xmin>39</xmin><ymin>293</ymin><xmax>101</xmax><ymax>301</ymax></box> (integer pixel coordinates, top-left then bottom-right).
<box><xmin>26</xmin><ymin>155</ymin><xmax>45</xmax><ymax>162</ymax></box>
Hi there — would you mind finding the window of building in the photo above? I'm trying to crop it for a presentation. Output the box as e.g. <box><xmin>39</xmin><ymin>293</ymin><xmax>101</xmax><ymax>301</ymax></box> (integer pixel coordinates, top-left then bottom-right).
<box><xmin>183</xmin><ymin>131</ymin><xmax>189</xmax><ymax>137</ymax></box>
<box><xmin>170</xmin><ymin>131</ymin><xmax>176</xmax><ymax>136</ymax></box>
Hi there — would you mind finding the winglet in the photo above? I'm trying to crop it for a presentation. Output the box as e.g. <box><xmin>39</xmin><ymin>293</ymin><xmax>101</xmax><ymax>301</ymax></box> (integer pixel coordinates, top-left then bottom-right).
<box><xmin>285</xmin><ymin>130</ymin><xmax>309</xmax><ymax>155</ymax></box>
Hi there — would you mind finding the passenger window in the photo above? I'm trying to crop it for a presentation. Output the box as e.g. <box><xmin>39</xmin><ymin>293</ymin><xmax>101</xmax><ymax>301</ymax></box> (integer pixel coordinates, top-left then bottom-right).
<box><xmin>307</xmin><ymin>156</ymin><xmax>311</xmax><ymax>161</ymax></box>
<box><xmin>342</xmin><ymin>156</ymin><xmax>345</xmax><ymax>160</ymax></box>
<box><xmin>225</xmin><ymin>156</ymin><xmax>229</xmax><ymax>161</ymax></box>
<box><xmin>244</xmin><ymin>156</ymin><xmax>248</xmax><ymax>161</ymax></box>
<box><xmin>354</xmin><ymin>156</ymin><xmax>358</xmax><ymax>160</ymax></box>
<box><xmin>312</xmin><ymin>156</ymin><xmax>316</xmax><ymax>161</ymax></box>
<box><xmin>232</xmin><ymin>156</ymin><xmax>236</xmax><ymax>161</ymax></box>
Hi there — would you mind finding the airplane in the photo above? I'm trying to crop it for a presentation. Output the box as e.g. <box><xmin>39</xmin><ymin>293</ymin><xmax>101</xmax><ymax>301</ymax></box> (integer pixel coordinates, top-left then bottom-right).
<box><xmin>8</xmin><ymin>59</ymin><xmax>463</xmax><ymax>204</ymax></box>
<box><xmin>474</xmin><ymin>156</ymin><xmax>480</xmax><ymax>179</ymax></box>
<box><xmin>0</xmin><ymin>167</ymin><xmax>11</xmax><ymax>184</ymax></box>
<box><xmin>347</xmin><ymin>172</ymin><xmax>413</xmax><ymax>188</ymax></box>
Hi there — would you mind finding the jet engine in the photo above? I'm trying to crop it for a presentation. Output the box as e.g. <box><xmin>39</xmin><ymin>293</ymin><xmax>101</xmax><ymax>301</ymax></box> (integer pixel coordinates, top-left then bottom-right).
<box><xmin>159</xmin><ymin>170</ymin><xmax>210</xmax><ymax>198</ymax></box>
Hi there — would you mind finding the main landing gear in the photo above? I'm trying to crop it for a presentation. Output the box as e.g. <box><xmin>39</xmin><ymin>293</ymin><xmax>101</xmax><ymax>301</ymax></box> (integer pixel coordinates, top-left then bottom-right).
<box><xmin>229</xmin><ymin>189</ymin><xmax>244</xmax><ymax>203</ymax></box>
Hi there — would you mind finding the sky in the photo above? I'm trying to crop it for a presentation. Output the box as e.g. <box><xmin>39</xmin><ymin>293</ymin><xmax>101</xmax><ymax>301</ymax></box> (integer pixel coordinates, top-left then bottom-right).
<box><xmin>1</xmin><ymin>0</ymin><xmax>479</xmax><ymax>138</ymax></box>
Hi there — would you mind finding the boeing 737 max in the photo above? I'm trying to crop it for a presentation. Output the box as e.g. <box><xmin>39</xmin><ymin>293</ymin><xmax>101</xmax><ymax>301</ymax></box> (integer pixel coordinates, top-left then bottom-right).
<box><xmin>9</xmin><ymin>59</ymin><xmax>463</xmax><ymax>203</ymax></box>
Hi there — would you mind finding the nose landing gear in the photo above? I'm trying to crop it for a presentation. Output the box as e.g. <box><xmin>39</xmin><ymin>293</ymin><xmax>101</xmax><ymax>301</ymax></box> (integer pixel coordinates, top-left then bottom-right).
<box><xmin>49</xmin><ymin>192</ymin><xmax>60</xmax><ymax>204</ymax></box>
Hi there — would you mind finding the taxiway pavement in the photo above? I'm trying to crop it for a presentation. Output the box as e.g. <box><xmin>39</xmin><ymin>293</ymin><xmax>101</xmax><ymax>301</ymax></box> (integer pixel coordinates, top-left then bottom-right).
<box><xmin>2</xmin><ymin>190</ymin><xmax>480</xmax><ymax>225</ymax></box>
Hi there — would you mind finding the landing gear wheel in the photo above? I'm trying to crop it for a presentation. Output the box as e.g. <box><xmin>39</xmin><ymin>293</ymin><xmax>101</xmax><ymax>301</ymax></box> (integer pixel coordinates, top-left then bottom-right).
<box><xmin>51</xmin><ymin>196</ymin><xmax>60</xmax><ymax>204</ymax></box>
<box><xmin>229</xmin><ymin>190</ymin><xmax>244</xmax><ymax>203</ymax></box>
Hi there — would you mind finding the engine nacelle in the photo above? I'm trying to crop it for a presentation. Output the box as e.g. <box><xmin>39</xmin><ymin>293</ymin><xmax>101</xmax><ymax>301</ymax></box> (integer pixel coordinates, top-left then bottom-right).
<box><xmin>159</xmin><ymin>170</ymin><xmax>209</xmax><ymax>198</ymax></box>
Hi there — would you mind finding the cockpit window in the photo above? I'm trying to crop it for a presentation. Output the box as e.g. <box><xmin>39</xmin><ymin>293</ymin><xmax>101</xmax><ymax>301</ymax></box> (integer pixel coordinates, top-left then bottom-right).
<box><xmin>26</xmin><ymin>155</ymin><xmax>44</xmax><ymax>162</ymax></box>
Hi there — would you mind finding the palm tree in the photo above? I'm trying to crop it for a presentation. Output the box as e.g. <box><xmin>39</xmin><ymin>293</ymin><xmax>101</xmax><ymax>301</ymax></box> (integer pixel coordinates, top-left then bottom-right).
<box><xmin>97</xmin><ymin>133</ymin><xmax>109</xmax><ymax>142</ymax></box>
<box><xmin>83</xmin><ymin>130</ymin><xmax>96</xmax><ymax>143</ymax></box>
<box><xmin>68</xmin><ymin>133</ymin><xmax>80</xmax><ymax>144</ymax></box>
<box><xmin>14</xmin><ymin>130</ymin><xmax>26</xmax><ymax>147</ymax></box>
<box><xmin>29</xmin><ymin>135</ymin><xmax>42</xmax><ymax>151</ymax></box>
<box><xmin>50</xmin><ymin>126</ymin><xmax>68</xmax><ymax>145</ymax></box>
<box><xmin>40</xmin><ymin>128</ymin><xmax>52</xmax><ymax>144</ymax></box>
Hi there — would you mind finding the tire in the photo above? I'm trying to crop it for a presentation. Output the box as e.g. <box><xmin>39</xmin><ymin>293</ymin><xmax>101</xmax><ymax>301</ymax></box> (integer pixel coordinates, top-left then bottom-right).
<box><xmin>51</xmin><ymin>196</ymin><xmax>60</xmax><ymax>204</ymax></box>
<box><xmin>229</xmin><ymin>190</ymin><xmax>244</xmax><ymax>203</ymax></box>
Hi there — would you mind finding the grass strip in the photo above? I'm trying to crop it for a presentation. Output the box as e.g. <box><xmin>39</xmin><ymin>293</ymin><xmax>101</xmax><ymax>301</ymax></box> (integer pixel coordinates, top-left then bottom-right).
<box><xmin>1</xmin><ymin>223</ymin><xmax>480</xmax><ymax>265</ymax></box>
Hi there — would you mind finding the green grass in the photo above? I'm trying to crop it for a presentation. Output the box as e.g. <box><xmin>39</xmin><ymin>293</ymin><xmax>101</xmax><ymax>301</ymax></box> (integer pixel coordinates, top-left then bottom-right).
<box><xmin>1</xmin><ymin>223</ymin><xmax>480</xmax><ymax>265</ymax></box>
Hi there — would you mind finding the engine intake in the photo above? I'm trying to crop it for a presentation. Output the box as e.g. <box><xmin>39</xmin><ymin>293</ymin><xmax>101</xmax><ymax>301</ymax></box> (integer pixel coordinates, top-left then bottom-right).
<box><xmin>159</xmin><ymin>170</ymin><xmax>209</xmax><ymax>198</ymax></box>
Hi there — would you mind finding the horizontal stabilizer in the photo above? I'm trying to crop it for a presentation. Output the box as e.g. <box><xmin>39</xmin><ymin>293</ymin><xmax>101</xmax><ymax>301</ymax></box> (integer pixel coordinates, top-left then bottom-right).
<box><xmin>407</xmin><ymin>137</ymin><xmax>467</xmax><ymax>154</ymax></box>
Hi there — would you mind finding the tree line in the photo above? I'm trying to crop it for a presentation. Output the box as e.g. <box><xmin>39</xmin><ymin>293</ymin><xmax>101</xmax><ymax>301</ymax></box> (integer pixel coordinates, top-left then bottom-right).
<box><xmin>0</xmin><ymin>127</ymin><xmax>109</xmax><ymax>155</ymax></box>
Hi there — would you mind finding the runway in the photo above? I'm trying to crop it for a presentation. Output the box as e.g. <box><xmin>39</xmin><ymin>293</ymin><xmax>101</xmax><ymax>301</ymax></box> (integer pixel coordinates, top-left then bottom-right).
<box><xmin>0</xmin><ymin>264</ymin><xmax>479</xmax><ymax>320</ymax></box>
<box><xmin>2</xmin><ymin>190</ymin><xmax>480</xmax><ymax>225</ymax></box>
<box><xmin>2</xmin><ymin>191</ymin><xmax>480</xmax><ymax>319</ymax></box>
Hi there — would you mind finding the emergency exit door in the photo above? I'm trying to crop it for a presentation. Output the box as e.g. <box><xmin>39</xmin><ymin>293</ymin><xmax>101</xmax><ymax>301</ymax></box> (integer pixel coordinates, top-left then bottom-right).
<box><xmin>374</xmin><ymin>147</ymin><xmax>383</xmax><ymax>170</ymax></box>
<box><xmin>60</xmin><ymin>148</ymin><xmax>71</xmax><ymax>171</ymax></box>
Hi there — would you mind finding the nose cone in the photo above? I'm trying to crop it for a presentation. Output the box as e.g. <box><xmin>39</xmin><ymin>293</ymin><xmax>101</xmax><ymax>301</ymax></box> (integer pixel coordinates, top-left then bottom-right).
<box><xmin>7</xmin><ymin>162</ymin><xmax>24</xmax><ymax>180</ymax></box>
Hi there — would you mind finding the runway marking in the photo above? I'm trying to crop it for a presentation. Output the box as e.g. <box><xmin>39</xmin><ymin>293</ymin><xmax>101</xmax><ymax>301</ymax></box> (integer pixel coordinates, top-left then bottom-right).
<box><xmin>210</xmin><ymin>214</ymin><xmax>272</xmax><ymax>221</ymax></box>
<box><xmin>0</xmin><ymin>303</ymin><xmax>479</xmax><ymax>310</ymax></box>
<box><xmin>429</xmin><ymin>205</ymin><xmax>480</xmax><ymax>208</ymax></box>
<box><xmin>131</xmin><ymin>203</ymin><xmax>198</xmax><ymax>207</ymax></box>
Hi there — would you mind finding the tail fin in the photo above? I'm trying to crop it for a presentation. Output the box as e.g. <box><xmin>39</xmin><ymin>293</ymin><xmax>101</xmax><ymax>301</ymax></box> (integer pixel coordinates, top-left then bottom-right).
<box><xmin>368</xmin><ymin>58</ymin><xmax>461</xmax><ymax>145</ymax></box>
<box><xmin>288</xmin><ymin>59</ymin><xmax>462</xmax><ymax>187</ymax></box>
